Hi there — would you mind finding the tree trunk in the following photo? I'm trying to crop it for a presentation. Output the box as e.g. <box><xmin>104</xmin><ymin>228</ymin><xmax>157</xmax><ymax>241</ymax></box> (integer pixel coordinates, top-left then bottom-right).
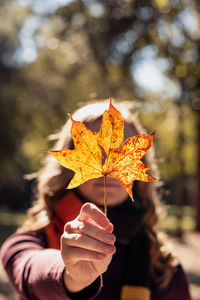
<box><xmin>196</xmin><ymin>111</ymin><xmax>200</xmax><ymax>231</ymax></box>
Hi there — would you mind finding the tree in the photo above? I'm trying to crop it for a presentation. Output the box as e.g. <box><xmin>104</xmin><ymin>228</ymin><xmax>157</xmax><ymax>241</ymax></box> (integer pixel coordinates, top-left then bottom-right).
<box><xmin>0</xmin><ymin>0</ymin><xmax>199</xmax><ymax>232</ymax></box>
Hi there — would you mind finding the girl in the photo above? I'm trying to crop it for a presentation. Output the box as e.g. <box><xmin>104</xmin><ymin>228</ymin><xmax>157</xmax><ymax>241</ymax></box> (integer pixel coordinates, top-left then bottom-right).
<box><xmin>0</xmin><ymin>100</ymin><xmax>191</xmax><ymax>300</ymax></box>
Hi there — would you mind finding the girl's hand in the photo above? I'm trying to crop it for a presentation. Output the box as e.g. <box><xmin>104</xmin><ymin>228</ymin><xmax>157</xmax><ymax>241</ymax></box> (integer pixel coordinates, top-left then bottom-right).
<box><xmin>61</xmin><ymin>203</ymin><xmax>116</xmax><ymax>293</ymax></box>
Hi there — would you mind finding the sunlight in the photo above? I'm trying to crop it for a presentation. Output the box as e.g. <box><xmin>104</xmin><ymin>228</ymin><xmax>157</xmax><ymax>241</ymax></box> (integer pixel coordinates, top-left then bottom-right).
<box><xmin>17</xmin><ymin>0</ymin><xmax>76</xmax><ymax>14</ymax></box>
<box><xmin>132</xmin><ymin>45</ymin><xmax>181</xmax><ymax>99</ymax></box>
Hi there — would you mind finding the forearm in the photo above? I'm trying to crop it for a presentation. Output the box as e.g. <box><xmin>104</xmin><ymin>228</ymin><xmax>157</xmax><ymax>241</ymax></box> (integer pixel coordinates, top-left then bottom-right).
<box><xmin>63</xmin><ymin>267</ymin><xmax>101</xmax><ymax>293</ymax></box>
<box><xmin>2</xmin><ymin>246</ymin><xmax>68</xmax><ymax>299</ymax></box>
<box><xmin>0</xmin><ymin>232</ymin><xmax>102</xmax><ymax>300</ymax></box>
<box><xmin>64</xmin><ymin>274</ymin><xmax>103</xmax><ymax>300</ymax></box>
<box><xmin>64</xmin><ymin>270</ymin><xmax>92</xmax><ymax>293</ymax></box>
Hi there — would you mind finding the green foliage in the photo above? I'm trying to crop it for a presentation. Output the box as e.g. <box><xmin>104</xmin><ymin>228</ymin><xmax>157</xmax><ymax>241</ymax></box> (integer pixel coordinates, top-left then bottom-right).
<box><xmin>0</xmin><ymin>0</ymin><xmax>199</xmax><ymax>211</ymax></box>
<box><xmin>159</xmin><ymin>205</ymin><xmax>196</xmax><ymax>234</ymax></box>
<box><xmin>141</xmin><ymin>101</ymin><xmax>198</xmax><ymax>181</ymax></box>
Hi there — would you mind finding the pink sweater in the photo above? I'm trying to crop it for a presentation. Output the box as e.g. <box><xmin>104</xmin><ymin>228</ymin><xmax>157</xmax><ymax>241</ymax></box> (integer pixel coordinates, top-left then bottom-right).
<box><xmin>1</xmin><ymin>228</ymin><xmax>191</xmax><ymax>300</ymax></box>
<box><xmin>0</xmin><ymin>230</ymin><xmax>101</xmax><ymax>300</ymax></box>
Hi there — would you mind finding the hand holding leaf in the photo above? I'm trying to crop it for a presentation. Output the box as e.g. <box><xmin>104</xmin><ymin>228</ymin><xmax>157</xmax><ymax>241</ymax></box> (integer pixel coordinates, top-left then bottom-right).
<box><xmin>46</xmin><ymin>98</ymin><xmax>157</xmax><ymax>215</ymax></box>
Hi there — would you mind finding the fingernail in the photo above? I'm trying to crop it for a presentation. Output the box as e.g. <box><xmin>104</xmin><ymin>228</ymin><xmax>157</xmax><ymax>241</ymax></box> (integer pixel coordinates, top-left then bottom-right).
<box><xmin>106</xmin><ymin>223</ymin><xmax>114</xmax><ymax>233</ymax></box>
<box><xmin>78</xmin><ymin>222</ymin><xmax>84</xmax><ymax>230</ymax></box>
<box><xmin>104</xmin><ymin>245</ymin><xmax>114</xmax><ymax>253</ymax></box>
<box><xmin>105</xmin><ymin>233</ymin><xmax>115</xmax><ymax>243</ymax></box>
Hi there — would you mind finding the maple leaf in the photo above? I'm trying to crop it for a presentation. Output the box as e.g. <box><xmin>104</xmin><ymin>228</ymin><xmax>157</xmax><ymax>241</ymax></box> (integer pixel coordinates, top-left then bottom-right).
<box><xmin>46</xmin><ymin>98</ymin><xmax>157</xmax><ymax>212</ymax></box>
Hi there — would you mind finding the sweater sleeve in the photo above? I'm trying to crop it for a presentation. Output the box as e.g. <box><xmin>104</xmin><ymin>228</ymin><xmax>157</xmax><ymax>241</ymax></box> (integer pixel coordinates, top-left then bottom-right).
<box><xmin>151</xmin><ymin>264</ymin><xmax>192</xmax><ymax>300</ymax></box>
<box><xmin>0</xmin><ymin>231</ymin><xmax>102</xmax><ymax>300</ymax></box>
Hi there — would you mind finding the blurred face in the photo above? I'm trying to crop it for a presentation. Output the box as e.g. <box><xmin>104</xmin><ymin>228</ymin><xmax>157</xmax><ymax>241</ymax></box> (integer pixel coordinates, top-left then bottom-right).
<box><xmin>78</xmin><ymin>176</ymin><xmax>128</xmax><ymax>206</ymax></box>
<box><xmin>77</xmin><ymin>119</ymin><xmax>138</xmax><ymax>207</ymax></box>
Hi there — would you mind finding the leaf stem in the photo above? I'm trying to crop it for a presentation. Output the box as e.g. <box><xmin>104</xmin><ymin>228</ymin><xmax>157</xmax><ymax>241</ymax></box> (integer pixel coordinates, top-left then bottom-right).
<box><xmin>104</xmin><ymin>175</ymin><xmax>107</xmax><ymax>217</ymax></box>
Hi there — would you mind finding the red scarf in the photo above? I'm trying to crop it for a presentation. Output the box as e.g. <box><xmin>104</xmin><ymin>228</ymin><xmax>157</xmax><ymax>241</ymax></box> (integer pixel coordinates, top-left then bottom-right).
<box><xmin>45</xmin><ymin>192</ymin><xmax>83</xmax><ymax>249</ymax></box>
<box><xmin>45</xmin><ymin>192</ymin><xmax>151</xmax><ymax>300</ymax></box>
<box><xmin>45</xmin><ymin>192</ymin><xmax>150</xmax><ymax>300</ymax></box>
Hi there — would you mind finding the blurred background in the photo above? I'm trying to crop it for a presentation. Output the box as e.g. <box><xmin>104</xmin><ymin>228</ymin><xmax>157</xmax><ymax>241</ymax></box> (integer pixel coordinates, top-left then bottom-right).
<box><xmin>0</xmin><ymin>0</ymin><xmax>200</xmax><ymax>299</ymax></box>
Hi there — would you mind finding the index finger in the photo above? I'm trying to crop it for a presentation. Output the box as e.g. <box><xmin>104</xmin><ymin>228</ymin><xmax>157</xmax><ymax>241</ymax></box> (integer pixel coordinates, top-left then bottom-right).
<box><xmin>79</xmin><ymin>203</ymin><xmax>113</xmax><ymax>232</ymax></box>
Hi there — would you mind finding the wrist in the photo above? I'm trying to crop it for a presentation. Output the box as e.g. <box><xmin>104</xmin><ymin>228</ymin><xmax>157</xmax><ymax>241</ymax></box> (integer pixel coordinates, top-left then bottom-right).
<box><xmin>64</xmin><ymin>275</ymin><xmax>102</xmax><ymax>300</ymax></box>
<box><xmin>63</xmin><ymin>269</ymin><xmax>96</xmax><ymax>293</ymax></box>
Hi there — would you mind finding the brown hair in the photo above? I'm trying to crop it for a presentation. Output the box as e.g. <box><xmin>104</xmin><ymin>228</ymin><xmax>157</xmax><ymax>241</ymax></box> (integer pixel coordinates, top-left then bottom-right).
<box><xmin>19</xmin><ymin>99</ymin><xmax>177</xmax><ymax>289</ymax></box>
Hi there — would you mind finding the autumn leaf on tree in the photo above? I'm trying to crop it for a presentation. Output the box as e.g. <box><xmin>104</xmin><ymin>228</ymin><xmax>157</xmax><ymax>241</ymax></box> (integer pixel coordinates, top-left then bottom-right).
<box><xmin>46</xmin><ymin>98</ymin><xmax>157</xmax><ymax>214</ymax></box>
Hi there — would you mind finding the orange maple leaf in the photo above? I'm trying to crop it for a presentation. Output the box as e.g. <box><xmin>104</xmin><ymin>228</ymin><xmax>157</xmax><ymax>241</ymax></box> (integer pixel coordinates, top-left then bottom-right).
<box><xmin>46</xmin><ymin>98</ymin><xmax>157</xmax><ymax>208</ymax></box>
